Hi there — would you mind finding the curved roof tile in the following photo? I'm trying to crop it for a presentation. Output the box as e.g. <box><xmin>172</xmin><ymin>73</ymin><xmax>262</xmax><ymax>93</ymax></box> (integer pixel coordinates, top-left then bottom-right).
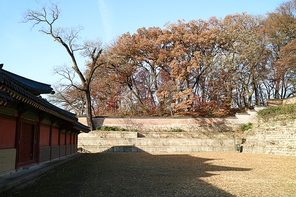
<box><xmin>1</xmin><ymin>69</ymin><xmax>53</xmax><ymax>95</ymax></box>
<box><xmin>0</xmin><ymin>67</ymin><xmax>89</xmax><ymax>132</ymax></box>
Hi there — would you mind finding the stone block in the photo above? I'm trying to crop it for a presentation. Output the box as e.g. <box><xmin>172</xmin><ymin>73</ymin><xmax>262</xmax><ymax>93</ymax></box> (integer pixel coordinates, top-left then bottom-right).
<box><xmin>39</xmin><ymin>146</ymin><xmax>50</xmax><ymax>163</ymax></box>
<box><xmin>267</xmin><ymin>99</ymin><xmax>283</xmax><ymax>107</ymax></box>
<box><xmin>78</xmin><ymin>133</ymin><xmax>236</xmax><ymax>153</ymax></box>
<box><xmin>283</xmin><ymin>96</ymin><xmax>296</xmax><ymax>105</ymax></box>
<box><xmin>60</xmin><ymin>145</ymin><xmax>65</xmax><ymax>157</ymax></box>
<box><xmin>51</xmin><ymin>146</ymin><xmax>60</xmax><ymax>159</ymax></box>
<box><xmin>66</xmin><ymin>145</ymin><xmax>71</xmax><ymax>155</ymax></box>
<box><xmin>0</xmin><ymin>149</ymin><xmax>16</xmax><ymax>174</ymax></box>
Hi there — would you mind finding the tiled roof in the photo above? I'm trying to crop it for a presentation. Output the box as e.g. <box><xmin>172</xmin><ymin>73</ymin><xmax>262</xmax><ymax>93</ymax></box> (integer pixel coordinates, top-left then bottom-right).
<box><xmin>0</xmin><ymin>67</ymin><xmax>90</xmax><ymax>133</ymax></box>
<box><xmin>0</xmin><ymin>89</ymin><xmax>13</xmax><ymax>101</ymax></box>
<box><xmin>1</xmin><ymin>69</ymin><xmax>53</xmax><ymax>95</ymax></box>
<box><xmin>0</xmin><ymin>77</ymin><xmax>77</xmax><ymax>122</ymax></box>
<box><xmin>74</xmin><ymin>122</ymin><xmax>90</xmax><ymax>133</ymax></box>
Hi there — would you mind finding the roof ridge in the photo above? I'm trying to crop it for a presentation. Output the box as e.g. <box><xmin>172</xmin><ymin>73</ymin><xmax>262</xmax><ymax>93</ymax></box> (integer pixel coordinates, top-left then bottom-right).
<box><xmin>2</xmin><ymin>69</ymin><xmax>51</xmax><ymax>86</ymax></box>
<box><xmin>1</xmin><ymin>68</ymin><xmax>53</xmax><ymax>95</ymax></box>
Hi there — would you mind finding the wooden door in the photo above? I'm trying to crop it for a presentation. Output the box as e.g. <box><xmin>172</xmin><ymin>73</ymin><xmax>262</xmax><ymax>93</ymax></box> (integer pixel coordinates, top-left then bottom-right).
<box><xmin>19</xmin><ymin>123</ymin><xmax>35</xmax><ymax>163</ymax></box>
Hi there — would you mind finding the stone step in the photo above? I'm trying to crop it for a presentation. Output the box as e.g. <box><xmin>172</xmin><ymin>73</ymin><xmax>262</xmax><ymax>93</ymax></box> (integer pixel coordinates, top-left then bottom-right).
<box><xmin>138</xmin><ymin>132</ymin><xmax>232</xmax><ymax>138</ymax></box>
<box><xmin>253</xmin><ymin>127</ymin><xmax>296</xmax><ymax>132</ymax></box>
<box><xmin>246</xmin><ymin>133</ymin><xmax>296</xmax><ymax>138</ymax></box>
<box><xmin>245</xmin><ymin>135</ymin><xmax>296</xmax><ymax>145</ymax></box>
<box><xmin>79</xmin><ymin>131</ymin><xmax>235</xmax><ymax>139</ymax></box>
<box><xmin>245</xmin><ymin>141</ymin><xmax>296</xmax><ymax>146</ymax></box>
<box><xmin>79</xmin><ymin>138</ymin><xmax>238</xmax><ymax>147</ymax></box>
<box><xmin>256</xmin><ymin>122</ymin><xmax>296</xmax><ymax>128</ymax></box>
<box><xmin>78</xmin><ymin>131</ymin><xmax>241</xmax><ymax>153</ymax></box>
<box><xmin>81</xmin><ymin>145</ymin><xmax>235</xmax><ymax>153</ymax></box>
<box><xmin>242</xmin><ymin>144</ymin><xmax>296</xmax><ymax>156</ymax></box>
<box><xmin>79</xmin><ymin>131</ymin><xmax>138</xmax><ymax>139</ymax></box>
<box><xmin>245</xmin><ymin>142</ymin><xmax>296</xmax><ymax>146</ymax></box>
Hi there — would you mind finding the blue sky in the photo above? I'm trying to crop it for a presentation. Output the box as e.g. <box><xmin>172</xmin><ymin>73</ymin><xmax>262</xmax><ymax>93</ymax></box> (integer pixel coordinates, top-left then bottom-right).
<box><xmin>0</xmin><ymin>0</ymin><xmax>283</xmax><ymax>87</ymax></box>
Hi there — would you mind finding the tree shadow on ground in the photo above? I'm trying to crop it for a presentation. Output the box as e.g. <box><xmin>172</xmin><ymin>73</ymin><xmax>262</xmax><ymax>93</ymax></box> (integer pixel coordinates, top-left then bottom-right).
<box><xmin>2</xmin><ymin>147</ymin><xmax>252</xmax><ymax>197</ymax></box>
<box><xmin>80</xmin><ymin>146</ymin><xmax>251</xmax><ymax>196</ymax></box>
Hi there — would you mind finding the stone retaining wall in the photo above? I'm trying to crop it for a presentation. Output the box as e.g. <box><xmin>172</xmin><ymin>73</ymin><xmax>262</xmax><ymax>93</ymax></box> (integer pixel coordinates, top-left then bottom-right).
<box><xmin>78</xmin><ymin>106</ymin><xmax>296</xmax><ymax>156</ymax></box>
<box><xmin>242</xmin><ymin>120</ymin><xmax>296</xmax><ymax>156</ymax></box>
<box><xmin>78</xmin><ymin>130</ymin><xmax>240</xmax><ymax>153</ymax></box>
<box><xmin>266</xmin><ymin>96</ymin><xmax>296</xmax><ymax>107</ymax></box>
<box><xmin>78</xmin><ymin>110</ymin><xmax>259</xmax><ymax>132</ymax></box>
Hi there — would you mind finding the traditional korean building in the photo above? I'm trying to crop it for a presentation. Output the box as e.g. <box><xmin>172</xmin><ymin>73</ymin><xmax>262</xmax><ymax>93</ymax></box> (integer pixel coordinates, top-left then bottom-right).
<box><xmin>0</xmin><ymin>64</ymin><xmax>89</xmax><ymax>174</ymax></box>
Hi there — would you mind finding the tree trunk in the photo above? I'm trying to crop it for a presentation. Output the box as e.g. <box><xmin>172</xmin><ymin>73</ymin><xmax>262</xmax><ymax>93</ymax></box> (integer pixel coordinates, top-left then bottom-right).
<box><xmin>85</xmin><ymin>90</ymin><xmax>94</xmax><ymax>130</ymax></box>
<box><xmin>247</xmin><ymin>70</ymin><xmax>256</xmax><ymax>108</ymax></box>
<box><xmin>275</xmin><ymin>79</ymin><xmax>280</xmax><ymax>99</ymax></box>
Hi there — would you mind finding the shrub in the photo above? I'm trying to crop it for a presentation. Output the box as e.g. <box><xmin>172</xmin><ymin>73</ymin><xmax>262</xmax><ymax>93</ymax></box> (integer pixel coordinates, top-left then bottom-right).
<box><xmin>241</xmin><ymin>123</ymin><xmax>252</xmax><ymax>131</ymax></box>
<box><xmin>96</xmin><ymin>126</ymin><xmax>128</xmax><ymax>131</ymax></box>
<box><xmin>257</xmin><ymin>103</ymin><xmax>296</xmax><ymax>121</ymax></box>
<box><xmin>168</xmin><ymin>128</ymin><xmax>183</xmax><ymax>132</ymax></box>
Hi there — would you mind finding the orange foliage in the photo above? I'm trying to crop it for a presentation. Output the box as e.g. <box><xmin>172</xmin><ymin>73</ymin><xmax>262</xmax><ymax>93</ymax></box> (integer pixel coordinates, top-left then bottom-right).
<box><xmin>77</xmin><ymin>0</ymin><xmax>296</xmax><ymax>117</ymax></box>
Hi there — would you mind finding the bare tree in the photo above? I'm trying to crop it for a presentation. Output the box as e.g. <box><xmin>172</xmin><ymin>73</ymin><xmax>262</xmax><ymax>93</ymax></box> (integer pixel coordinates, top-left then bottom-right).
<box><xmin>49</xmin><ymin>65</ymin><xmax>86</xmax><ymax>116</ymax></box>
<box><xmin>23</xmin><ymin>2</ymin><xmax>103</xmax><ymax>129</ymax></box>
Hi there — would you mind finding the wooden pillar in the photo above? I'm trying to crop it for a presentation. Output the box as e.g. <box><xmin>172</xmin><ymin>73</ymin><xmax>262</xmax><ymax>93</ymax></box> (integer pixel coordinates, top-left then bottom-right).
<box><xmin>70</xmin><ymin>132</ymin><xmax>72</xmax><ymax>154</ymax></box>
<box><xmin>36</xmin><ymin>121</ymin><xmax>41</xmax><ymax>164</ymax></box>
<box><xmin>14</xmin><ymin>116</ymin><xmax>21</xmax><ymax>169</ymax></box>
<box><xmin>49</xmin><ymin>123</ymin><xmax>52</xmax><ymax>160</ymax></box>
<box><xmin>65</xmin><ymin>131</ymin><xmax>67</xmax><ymax>156</ymax></box>
<box><xmin>75</xmin><ymin>133</ymin><xmax>78</xmax><ymax>152</ymax></box>
<box><xmin>58</xmin><ymin>129</ymin><xmax>61</xmax><ymax>158</ymax></box>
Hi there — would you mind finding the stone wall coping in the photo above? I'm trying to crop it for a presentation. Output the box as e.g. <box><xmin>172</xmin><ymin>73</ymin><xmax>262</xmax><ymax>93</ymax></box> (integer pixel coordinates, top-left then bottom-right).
<box><xmin>90</xmin><ymin>116</ymin><xmax>237</xmax><ymax>120</ymax></box>
<box><xmin>267</xmin><ymin>95</ymin><xmax>296</xmax><ymax>101</ymax></box>
<box><xmin>254</xmin><ymin>106</ymin><xmax>267</xmax><ymax>111</ymax></box>
<box><xmin>236</xmin><ymin>113</ymin><xmax>250</xmax><ymax>115</ymax></box>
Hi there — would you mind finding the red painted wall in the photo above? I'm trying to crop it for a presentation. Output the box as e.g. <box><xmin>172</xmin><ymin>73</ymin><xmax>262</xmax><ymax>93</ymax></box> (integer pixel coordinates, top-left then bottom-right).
<box><xmin>60</xmin><ymin>132</ymin><xmax>65</xmax><ymax>145</ymax></box>
<box><xmin>51</xmin><ymin>127</ymin><xmax>59</xmax><ymax>146</ymax></box>
<box><xmin>66</xmin><ymin>133</ymin><xmax>71</xmax><ymax>145</ymax></box>
<box><xmin>72</xmin><ymin>133</ymin><xmax>75</xmax><ymax>144</ymax></box>
<box><xmin>0</xmin><ymin>116</ymin><xmax>16</xmax><ymax>148</ymax></box>
<box><xmin>40</xmin><ymin>124</ymin><xmax>50</xmax><ymax>146</ymax></box>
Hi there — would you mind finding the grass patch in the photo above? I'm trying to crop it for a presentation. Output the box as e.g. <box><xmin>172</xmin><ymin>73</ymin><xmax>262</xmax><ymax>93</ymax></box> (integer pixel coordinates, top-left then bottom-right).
<box><xmin>241</xmin><ymin>122</ymin><xmax>252</xmax><ymax>131</ymax></box>
<box><xmin>168</xmin><ymin>128</ymin><xmax>183</xmax><ymax>132</ymax></box>
<box><xmin>96</xmin><ymin>126</ymin><xmax>128</xmax><ymax>131</ymax></box>
<box><xmin>257</xmin><ymin>103</ymin><xmax>296</xmax><ymax>122</ymax></box>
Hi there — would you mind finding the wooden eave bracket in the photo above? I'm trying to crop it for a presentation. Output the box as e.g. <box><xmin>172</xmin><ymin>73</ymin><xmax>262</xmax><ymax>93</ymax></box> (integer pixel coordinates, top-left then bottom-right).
<box><xmin>0</xmin><ymin>84</ymin><xmax>75</xmax><ymax>123</ymax></box>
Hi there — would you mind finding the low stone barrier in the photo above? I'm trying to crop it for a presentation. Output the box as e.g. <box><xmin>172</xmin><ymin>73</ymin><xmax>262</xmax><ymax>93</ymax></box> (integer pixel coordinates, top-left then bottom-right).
<box><xmin>78</xmin><ymin>111</ymin><xmax>259</xmax><ymax>132</ymax></box>
<box><xmin>78</xmin><ymin>130</ymin><xmax>241</xmax><ymax>153</ymax></box>
<box><xmin>76</xmin><ymin>106</ymin><xmax>296</xmax><ymax>155</ymax></box>
<box><xmin>242</xmin><ymin>120</ymin><xmax>296</xmax><ymax>156</ymax></box>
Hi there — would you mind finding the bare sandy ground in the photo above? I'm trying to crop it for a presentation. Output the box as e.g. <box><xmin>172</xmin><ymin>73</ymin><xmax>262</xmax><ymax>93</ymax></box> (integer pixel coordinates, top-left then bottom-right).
<box><xmin>2</xmin><ymin>152</ymin><xmax>296</xmax><ymax>197</ymax></box>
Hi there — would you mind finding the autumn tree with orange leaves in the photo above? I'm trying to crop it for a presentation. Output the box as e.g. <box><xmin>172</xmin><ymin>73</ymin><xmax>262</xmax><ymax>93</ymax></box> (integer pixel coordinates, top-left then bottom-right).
<box><xmin>264</xmin><ymin>0</ymin><xmax>296</xmax><ymax>99</ymax></box>
<box><xmin>88</xmin><ymin>2</ymin><xmax>296</xmax><ymax>117</ymax></box>
<box><xmin>46</xmin><ymin>0</ymin><xmax>296</xmax><ymax>118</ymax></box>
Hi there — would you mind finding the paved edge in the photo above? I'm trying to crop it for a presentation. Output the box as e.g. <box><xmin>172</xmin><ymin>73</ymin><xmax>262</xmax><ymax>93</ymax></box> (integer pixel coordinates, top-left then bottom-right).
<box><xmin>0</xmin><ymin>153</ymin><xmax>84</xmax><ymax>194</ymax></box>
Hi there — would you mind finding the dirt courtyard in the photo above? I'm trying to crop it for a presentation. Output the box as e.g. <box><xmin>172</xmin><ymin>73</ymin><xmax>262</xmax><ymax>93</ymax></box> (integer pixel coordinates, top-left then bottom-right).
<box><xmin>2</xmin><ymin>152</ymin><xmax>296</xmax><ymax>197</ymax></box>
